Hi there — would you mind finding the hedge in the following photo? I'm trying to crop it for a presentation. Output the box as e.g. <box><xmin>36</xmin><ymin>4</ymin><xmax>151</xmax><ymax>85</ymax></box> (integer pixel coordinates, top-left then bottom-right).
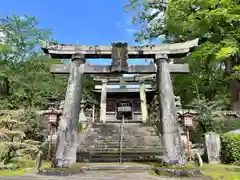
<box><xmin>221</xmin><ymin>133</ymin><xmax>240</xmax><ymax>165</ymax></box>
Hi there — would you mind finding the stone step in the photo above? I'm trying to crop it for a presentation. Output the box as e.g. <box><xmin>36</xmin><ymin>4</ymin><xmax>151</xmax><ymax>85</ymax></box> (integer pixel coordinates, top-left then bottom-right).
<box><xmin>90</xmin><ymin>126</ymin><xmax>156</xmax><ymax>131</ymax></box>
<box><xmin>83</xmin><ymin>135</ymin><xmax>160</xmax><ymax>139</ymax></box>
<box><xmin>90</xmin><ymin>126</ymin><xmax>156</xmax><ymax>132</ymax></box>
<box><xmin>90</xmin><ymin>131</ymin><xmax>155</xmax><ymax>134</ymax></box>
<box><xmin>77</xmin><ymin>122</ymin><xmax>162</xmax><ymax>163</ymax></box>
<box><xmin>82</xmin><ymin>143</ymin><xmax>161</xmax><ymax>147</ymax></box>
<box><xmin>80</xmin><ymin>144</ymin><xmax>162</xmax><ymax>148</ymax></box>
<box><xmin>80</xmin><ymin>136</ymin><xmax>161</xmax><ymax>143</ymax></box>
<box><xmin>78</xmin><ymin>149</ymin><xmax>165</xmax><ymax>153</ymax></box>
<box><xmin>88</xmin><ymin>133</ymin><xmax>157</xmax><ymax>136</ymax></box>
<box><xmin>79</xmin><ymin>147</ymin><xmax>163</xmax><ymax>150</ymax></box>
<box><xmin>90</xmin><ymin>124</ymin><xmax>156</xmax><ymax>129</ymax></box>
<box><xmin>105</xmin><ymin>120</ymin><xmax>144</xmax><ymax>123</ymax></box>
<box><xmin>82</xmin><ymin>140</ymin><xmax>161</xmax><ymax>144</ymax></box>
<box><xmin>80</xmin><ymin>163</ymin><xmax>152</xmax><ymax>172</ymax></box>
<box><xmin>78</xmin><ymin>145</ymin><xmax>163</xmax><ymax>151</ymax></box>
<box><xmin>83</xmin><ymin>134</ymin><xmax>159</xmax><ymax>138</ymax></box>
<box><xmin>80</xmin><ymin>142</ymin><xmax>162</xmax><ymax>145</ymax></box>
<box><xmin>88</xmin><ymin>130</ymin><xmax>156</xmax><ymax>134</ymax></box>
<box><xmin>77</xmin><ymin>157</ymin><xmax>162</xmax><ymax>163</ymax></box>
<box><xmin>77</xmin><ymin>152</ymin><xmax>164</xmax><ymax>162</ymax></box>
<box><xmin>88</xmin><ymin>133</ymin><xmax>157</xmax><ymax>137</ymax></box>
<box><xmin>83</xmin><ymin>135</ymin><xmax>158</xmax><ymax>140</ymax></box>
<box><xmin>81</xmin><ymin>140</ymin><xmax>161</xmax><ymax>144</ymax></box>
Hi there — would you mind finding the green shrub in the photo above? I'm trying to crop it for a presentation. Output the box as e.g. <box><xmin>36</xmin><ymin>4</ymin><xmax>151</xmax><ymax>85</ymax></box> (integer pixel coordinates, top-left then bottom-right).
<box><xmin>221</xmin><ymin>133</ymin><xmax>240</xmax><ymax>165</ymax></box>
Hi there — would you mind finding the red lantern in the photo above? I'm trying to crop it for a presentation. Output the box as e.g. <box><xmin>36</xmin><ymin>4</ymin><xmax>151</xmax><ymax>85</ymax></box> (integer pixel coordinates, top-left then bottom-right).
<box><xmin>183</xmin><ymin>113</ymin><xmax>194</xmax><ymax>127</ymax></box>
<box><xmin>48</xmin><ymin>113</ymin><xmax>57</xmax><ymax>124</ymax></box>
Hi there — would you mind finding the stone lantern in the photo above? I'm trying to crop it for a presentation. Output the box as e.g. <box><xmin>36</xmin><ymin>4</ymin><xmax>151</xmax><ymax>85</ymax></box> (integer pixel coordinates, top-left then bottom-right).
<box><xmin>78</xmin><ymin>99</ymin><xmax>87</xmax><ymax>129</ymax></box>
<box><xmin>46</xmin><ymin>102</ymin><xmax>60</xmax><ymax>160</ymax></box>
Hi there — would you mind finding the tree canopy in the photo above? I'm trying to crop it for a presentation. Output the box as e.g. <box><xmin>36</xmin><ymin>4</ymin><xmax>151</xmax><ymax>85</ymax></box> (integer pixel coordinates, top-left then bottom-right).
<box><xmin>126</xmin><ymin>0</ymin><xmax>240</xmax><ymax>109</ymax></box>
<box><xmin>0</xmin><ymin>15</ymin><xmax>95</xmax><ymax>109</ymax></box>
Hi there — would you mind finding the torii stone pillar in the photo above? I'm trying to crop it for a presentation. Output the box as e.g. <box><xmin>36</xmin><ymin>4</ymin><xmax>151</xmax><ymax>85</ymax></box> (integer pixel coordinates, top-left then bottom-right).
<box><xmin>55</xmin><ymin>53</ymin><xmax>85</xmax><ymax>167</ymax></box>
<box><xmin>100</xmin><ymin>79</ymin><xmax>107</xmax><ymax>123</ymax></box>
<box><xmin>139</xmin><ymin>80</ymin><xmax>148</xmax><ymax>123</ymax></box>
<box><xmin>155</xmin><ymin>54</ymin><xmax>185</xmax><ymax>165</ymax></box>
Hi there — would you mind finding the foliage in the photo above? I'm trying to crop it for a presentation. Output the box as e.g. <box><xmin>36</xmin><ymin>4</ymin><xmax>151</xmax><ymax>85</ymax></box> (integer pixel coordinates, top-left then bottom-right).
<box><xmin>0</xmin><ymin>14</ymin><xmax>52</xmax><ymax>62</ymax></box>
<box><xmin>220</xmin><ymin>117</ymin><xmax>240</xmax><ymax>134</ymax></box>
<box><xmin>125</xmin><ymin>0</ymin><xmax>239</xmax><ymax>108</ymax></box>
<box><xmin>38</xmin><ymin>141</ymin><xmax>57</xmax><ymax>160</ymax></box>
<box><xmin>19</xmin><ymin>108</ymin><xmax>45</xmax><ymax>142</ymax></box>
<box><xmin>0</xmin><ymin>56</ymin><xmax>68</xmax><ymax>109</ymax></box>
<box><xmin>191</xmin><ymin>98</ymin><xmax>226</xmax><ymax>134</ymax></box>
<box><xmin>0</xmin><ymin>14</ymin><xmax>95</xmax><ymax>109</ymax></box>
<box><xmin>0</xmin><ymin>114</ymin><xmax>40</xmax><ymax>164</ymax></box>
<box><xmin>147</xmin><ymin>94</ymin><xmax>162</xmax><ymax>134</ymax></box>
<box><xmin>221</xmin><ymin>133</ymin><xmax>240</xmax><ymax>165</ymax></box>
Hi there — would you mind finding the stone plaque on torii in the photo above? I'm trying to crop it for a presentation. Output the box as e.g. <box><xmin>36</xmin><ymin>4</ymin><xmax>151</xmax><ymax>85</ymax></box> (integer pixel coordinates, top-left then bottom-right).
<box><xmin>40</xmin><ymin>38</ymin><xmax>199</xmax><ymax>167</ymax></box>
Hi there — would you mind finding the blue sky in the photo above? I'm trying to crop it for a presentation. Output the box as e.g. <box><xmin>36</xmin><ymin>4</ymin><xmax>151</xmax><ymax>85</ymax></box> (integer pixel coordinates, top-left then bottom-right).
<box><xmin>1</xmin><ymin>0</ymin><xmax>159</xmax><ymax>66</ymax></box>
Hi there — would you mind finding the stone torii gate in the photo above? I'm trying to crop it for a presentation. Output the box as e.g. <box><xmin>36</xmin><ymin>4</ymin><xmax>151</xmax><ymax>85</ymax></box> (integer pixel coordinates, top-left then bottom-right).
<box><xmin>41</xmin><ymin>39</ymin><xmax>199</xmax><ymax>167</ymax></box>
<box><xmin>93</xmin><ymin>75</ymin><xmax>156</xmax><ymax>123</ymax></box>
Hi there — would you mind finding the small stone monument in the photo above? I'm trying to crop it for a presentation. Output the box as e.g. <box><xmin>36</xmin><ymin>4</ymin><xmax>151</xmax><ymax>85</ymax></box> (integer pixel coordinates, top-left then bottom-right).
<box><xmin>204</xmin><ymin>132</ymin><xmax>221</xmax><ymax>164</ymax></box>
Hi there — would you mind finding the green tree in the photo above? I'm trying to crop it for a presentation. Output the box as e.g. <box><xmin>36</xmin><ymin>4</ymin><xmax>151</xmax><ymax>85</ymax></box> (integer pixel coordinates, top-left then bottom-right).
<box><xmin>125</xmin><ymin>0</ymin><xmax>239</xmax><ymax>109</ymax></box>
<box><xmin>0</xmin><ymin>114</ymin><xmax>40</xmax><ymax>164</ymax></box>
<box><xmin>0</xmin><ymin>14</ymin><xmax>52</xmax><ymax>62</ymax></box>
<box><xmin>0</xmin><ymin>14</ymin><xmax>95</xmax><ymax>109</ymax></box>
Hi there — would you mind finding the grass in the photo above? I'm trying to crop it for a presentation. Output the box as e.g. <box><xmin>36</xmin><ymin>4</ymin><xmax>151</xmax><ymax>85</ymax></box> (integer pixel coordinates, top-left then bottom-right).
<box><xmin>0</xmin><ymin>169</ymin><xmax>26</xmax><ymax>176</ymax></box>
<box><xmin>201</xmin><ymin>164</ymin><xmax>240</xmax><ymax>180</ymax></box>
<box><xmin>0</xmin><ymin>158</ymin><xmax>52</xmax><ymax>176</ymax></box>
<box><xmin>38</xmin><ymin>162</ymin><xmax>87</xmax><ymax>173</ymax></box>
<box><xmin>151</xmin><ymin>162</ymin><xmax>240</xmax><ymax>180</ymax></box>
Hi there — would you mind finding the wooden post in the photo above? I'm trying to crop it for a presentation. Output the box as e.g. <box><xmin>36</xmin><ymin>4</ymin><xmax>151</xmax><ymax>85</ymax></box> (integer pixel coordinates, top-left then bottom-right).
<box><xmin>100</xmin><ymin>79</ymin><xmax>107</xmax><ymax>123</ymax></box>
<box><xmin>186</xmin><ymin>127</ymin><xmax>192</xmax><ymax>161</ymax></box>
<box><xmin>48</xmin><ymin>127</ymin><xmax>53</xmax><ymax>160</ymax></box>
<box><xmin>155</xmin><ymin>55</ymin><xmax>185</xmax><ymax>165</ymax></box>
<box><xmin>139</xmin><ymin>80</ymin><xmax>148</xmax><ymax>123</ymax></box>
<box><xmin>92</xmin><ymin>104</ymin><xmax>95</xmax><ymax>122</ymax></box>
<box><xmin>55</xmin><ymin>53</ymin><xmax>85</xmax><ymax>168</ymax></box>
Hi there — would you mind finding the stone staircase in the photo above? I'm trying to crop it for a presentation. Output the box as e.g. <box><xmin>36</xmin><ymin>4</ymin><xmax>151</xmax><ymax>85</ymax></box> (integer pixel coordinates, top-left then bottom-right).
<box><xmin>77</xmin><ymin>122</ymin><xmax>165</xmax><ymax>162</ymax></box>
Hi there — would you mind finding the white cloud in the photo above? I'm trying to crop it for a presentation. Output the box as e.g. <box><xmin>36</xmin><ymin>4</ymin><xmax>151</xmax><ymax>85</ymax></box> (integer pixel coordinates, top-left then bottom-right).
<box><xmin>125</xmin><ymin>28</ymin><xmax>137</xmax><ymax>33</ymax></box>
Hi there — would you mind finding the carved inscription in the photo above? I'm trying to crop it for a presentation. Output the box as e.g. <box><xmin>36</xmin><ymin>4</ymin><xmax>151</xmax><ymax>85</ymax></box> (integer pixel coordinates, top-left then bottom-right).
<box><xmin>111</xmin><ymin>42</ymin><xmax>128</xmax><ymax>72</ymax></box>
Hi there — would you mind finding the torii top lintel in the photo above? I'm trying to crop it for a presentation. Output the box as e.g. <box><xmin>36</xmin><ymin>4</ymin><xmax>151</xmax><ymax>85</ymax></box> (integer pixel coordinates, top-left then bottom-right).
<box><xmin>41</xmin><ymin>39</ymin><xmax>199</xmax><ymax>59</ymax></box>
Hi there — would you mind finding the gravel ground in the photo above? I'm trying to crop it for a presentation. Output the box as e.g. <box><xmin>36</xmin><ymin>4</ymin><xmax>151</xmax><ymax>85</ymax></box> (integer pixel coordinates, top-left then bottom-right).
<box><xmin>0</xmin><ymin>172</ymin><xmax>206</xmax><ymax>180</ymax></box>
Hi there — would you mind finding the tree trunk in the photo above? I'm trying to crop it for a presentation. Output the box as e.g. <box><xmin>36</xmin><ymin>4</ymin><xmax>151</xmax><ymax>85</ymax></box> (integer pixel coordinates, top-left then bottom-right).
<box><xmin>226</xmin><ymin>55</ymin><xmax>240</xmax><ymax>113</ymax></box>
<box><xmin>0</xmin><ymin>76</ymin><xmax>9</xmax><ymax>96</ymax></box>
